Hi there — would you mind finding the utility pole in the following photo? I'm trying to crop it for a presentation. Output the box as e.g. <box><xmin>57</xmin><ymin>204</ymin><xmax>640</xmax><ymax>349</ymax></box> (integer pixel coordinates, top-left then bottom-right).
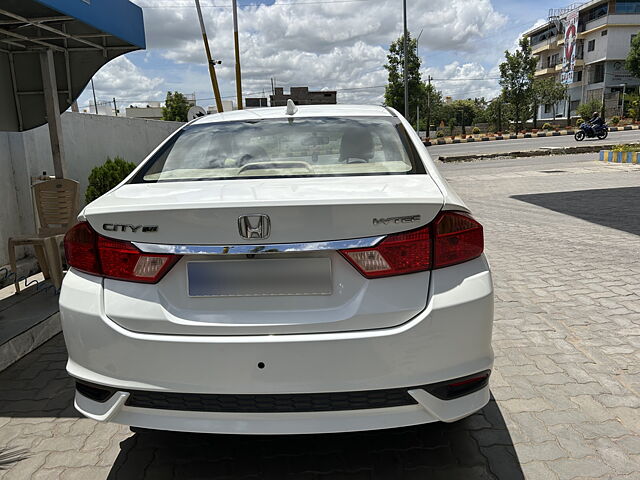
<box><xmin>426</xmin><ymin>75</ymin><xmax>432</xmax><ymax>137</ymax></box>
<box><xmin>232</xmin><ymin>0</ymin><xmax>243</xmax><ymax>110</ymax></box>
<box><xmin>497</xmin><ymin>98</ymin><xmax>502</xmax><ymax>133</ymax></box>
<box><xmin>415</xmin><ymin>28</ymin><xmax>424</xmax><ymax>134</ymax></box>
<box><xmin>194</xmin><ymin>0</ymin><xmax>223</xmax><ymax>113</ymax></box>
<box><xmin>403</xmin><ymin>0</ymin><xmax>408</xmax><ymax>119</ymax></box>
<box><xmin>90</xmin><ymin>78</ymin><xmax>98</xmax><ymax>114</ymax></box>
<box><xmin>113</xmin><ymin>97</ymin><xmax>118</xmax><ymax>116</ymax></box>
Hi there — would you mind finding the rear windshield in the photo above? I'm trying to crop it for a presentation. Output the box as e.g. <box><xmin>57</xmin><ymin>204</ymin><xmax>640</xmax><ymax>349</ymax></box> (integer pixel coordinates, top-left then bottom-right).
<box><xmin>133</xmin><ymin>116</ymin><xmax>424</xmax><ymax>182</ymax></box>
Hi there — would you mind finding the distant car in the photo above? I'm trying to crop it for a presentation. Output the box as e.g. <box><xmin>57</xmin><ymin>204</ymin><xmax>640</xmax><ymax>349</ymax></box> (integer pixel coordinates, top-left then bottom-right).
<box><xmin>60</xmin><ymin>104</ymin><xmax>494</xmax><ymax>434</ymax></box>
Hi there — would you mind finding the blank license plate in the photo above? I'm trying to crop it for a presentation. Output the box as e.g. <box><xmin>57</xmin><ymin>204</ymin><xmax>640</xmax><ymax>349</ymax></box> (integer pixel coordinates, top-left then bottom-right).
<box><xmin>187</xmin><ymin>258</ymin><xmax>333</xmax><ymax>297</ymax></box>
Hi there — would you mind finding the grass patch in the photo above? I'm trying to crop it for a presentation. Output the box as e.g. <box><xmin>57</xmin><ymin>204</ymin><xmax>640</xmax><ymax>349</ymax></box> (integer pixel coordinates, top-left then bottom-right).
<box><xmin>612</xmin><ymin>144</ymin><xmax>640</xmax><ymax>152</ymax></box>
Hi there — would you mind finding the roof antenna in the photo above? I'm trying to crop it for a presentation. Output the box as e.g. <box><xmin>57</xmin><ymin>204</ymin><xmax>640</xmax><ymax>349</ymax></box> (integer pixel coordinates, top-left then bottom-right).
<box><xmin>286</xmin><ymin>99</ymin><xmax>298</xmax><ymax>115</ymax></box>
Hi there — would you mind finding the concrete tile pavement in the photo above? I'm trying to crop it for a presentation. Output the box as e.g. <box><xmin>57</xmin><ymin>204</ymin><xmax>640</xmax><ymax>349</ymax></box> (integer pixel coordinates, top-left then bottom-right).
<box><xmin>0</xmin><ymin>155</ymin><xmax>639</xmax><ymax>479</ymax></box>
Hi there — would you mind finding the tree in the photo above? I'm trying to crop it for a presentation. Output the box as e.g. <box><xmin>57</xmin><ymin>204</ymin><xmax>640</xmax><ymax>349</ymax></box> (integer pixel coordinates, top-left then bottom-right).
<box><xmin>384</xmin><ymin>33</ymin><xmax>424</xmax><ymax>124</ymax></box>
<box><xmin>626</xmin><ymin>34</ymin><xmax>640</xmax><ymax>80</ymax></box>
<box><xmin>499</xmin><ymin>37</ymin><xmax>537</xmax><ymax>131</ymax></box>
<box><xmin>531</xmin><ymin>79</ymin><xmax>545</xmax><ymax>129</ymax></box>
<box><xmin>420</xmin><ymin>81</ymin><xmax>443</xmax><ymax>132</ymax></box>
<box><xmin>162</xmin><ymin>91</ymin><xmax>190</xmax><ymax>122</ymax></box>
<box><xmin>532</xmin><ymin>77</ymin><xmax>568</xmax><ymax>126</ymax></box>
<box><xmin>624</xmin><ymin>93</ymin><xmax>640</xmax><ymax>122</ymax></box>
<box><xmin>448</xmin><ymin>99</ymin><xmax>482</xmax><ymax>134</ymax></box>
<box><xmin>486</xmin><ymin>95</ymin><xmax>514</xmax><ymax>132</ymax></box>
<box><xmin>85</xmin><ymin>157</ymin><xmax>136</xmax><ymax>203</ymax></box>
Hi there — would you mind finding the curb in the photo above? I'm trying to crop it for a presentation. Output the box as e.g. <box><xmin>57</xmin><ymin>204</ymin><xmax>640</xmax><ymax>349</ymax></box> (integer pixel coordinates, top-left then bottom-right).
<box><xmin>439</xmin><ymin>143</ymin><xmax>640</xmax><ymax>163</ymax></box>
<box><xmin>424</xmin><ymin>124</ymin><xmax>640</xmax><ymax>147</ymax></box>
<box><xmin>599</xmin><ymin>150</ymin><xmax>640</xmax><ymax>164</ymax></box>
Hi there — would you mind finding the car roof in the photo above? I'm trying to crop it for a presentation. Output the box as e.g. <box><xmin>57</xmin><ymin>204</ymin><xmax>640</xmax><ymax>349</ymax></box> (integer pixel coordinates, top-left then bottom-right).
<box><xmin>191</xmin><ymin>104</ymin><xmax>393</xmax><ymax>125</ymax></box>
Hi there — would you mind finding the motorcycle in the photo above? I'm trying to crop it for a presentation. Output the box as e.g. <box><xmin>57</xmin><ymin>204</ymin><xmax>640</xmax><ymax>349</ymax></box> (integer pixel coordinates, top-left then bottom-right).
<box><xmin>574</xmin><ymin>122</ymin><xmax>609</xmax><ymax>141</ymax></box>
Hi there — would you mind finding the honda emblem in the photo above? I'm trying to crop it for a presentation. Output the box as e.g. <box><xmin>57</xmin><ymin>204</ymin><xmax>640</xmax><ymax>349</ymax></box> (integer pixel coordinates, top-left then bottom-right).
<box><xmin>238</xmin><ymin>215</ymin><xmax>271</xmax><ymax>240</ymax></box>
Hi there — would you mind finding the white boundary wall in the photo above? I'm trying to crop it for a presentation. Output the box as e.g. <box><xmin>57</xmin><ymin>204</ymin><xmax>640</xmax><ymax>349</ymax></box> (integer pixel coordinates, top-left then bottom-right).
<box><xmin>0</xmin><ymin>113</ymin><xmax>183</xmax><ymax>267</ymax></box>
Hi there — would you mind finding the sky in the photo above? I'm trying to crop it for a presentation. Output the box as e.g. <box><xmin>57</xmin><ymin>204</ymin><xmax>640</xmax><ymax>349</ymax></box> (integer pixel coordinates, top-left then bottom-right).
<box><xmin>75</xmin><ymin>0</ymin><xmax>567</xmax><ymax>112</ymax></box>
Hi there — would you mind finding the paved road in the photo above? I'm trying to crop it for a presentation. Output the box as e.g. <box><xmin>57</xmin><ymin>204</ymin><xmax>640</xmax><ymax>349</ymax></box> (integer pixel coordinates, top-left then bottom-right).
<box><xmin>0</xmin><ymin>154</ymin><xmax>639</xmax><ymax>479</ymax></box>
<box><xmin>427</xmin><ymin>128</ymin><xmax>640</xmax><ymax>157</ymax></box>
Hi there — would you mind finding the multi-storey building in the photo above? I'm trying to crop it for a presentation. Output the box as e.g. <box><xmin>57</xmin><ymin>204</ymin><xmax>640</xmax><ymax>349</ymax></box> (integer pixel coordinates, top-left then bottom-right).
<box><xmin>270</xmin><ymin>87</ymin><xmax>337</xmax><ymax>107</ymax></box>
<box><xmin>525</xmin><ymin>0</ymin><xmax>640</xmax><ymax>121</ymax></box>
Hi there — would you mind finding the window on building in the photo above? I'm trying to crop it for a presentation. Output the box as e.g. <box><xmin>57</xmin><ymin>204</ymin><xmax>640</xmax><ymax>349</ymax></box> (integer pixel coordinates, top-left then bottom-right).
<box><xmin>617</xmin><ymin>0</ymin><xmax>640</xmax><ymax>14</ymax></box>
<box><xmin>530</xmin><ymin>26</ymin><xmax>559</xmax><ymax>46</ymax></box>
<box><xmin>544</xmin><ymin>104</ymin><xmax>552</xmax><ymax>114</ymax></box>
<box><xmin>575</xmin><ymin>70</ymin><xmax>583</xmax><ymax>82</ymax></box>
<box><xmin>591</xmin><ymin>63</ymin><xmax>605</xmax><ymax>83</ymax></box>
<box><xmin>601</xmin><ymin>30</ymin><xmax>608</xmax><ymax>36</ymax></box>
<box><xmin>584</xmin><ymin>4</ymin><xmax>608</xmax><ymax>22</ymax></box>
<box><xmin>588</xmin><ymin>39</ymin><xmax>596</xmax><ymax>52</ymax></box>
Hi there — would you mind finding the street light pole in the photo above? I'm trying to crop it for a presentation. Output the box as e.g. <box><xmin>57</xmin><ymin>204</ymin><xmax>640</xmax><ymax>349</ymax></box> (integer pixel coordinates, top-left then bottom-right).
<box><xmin>194</xmin><ymin>0</ymin><xmax>223</xmax><ymax>113</ymax></box>
<box><xmin>232</xmin><ymin>0</ymin><xmax>243</xmax><ymax>110</ymax></box>
<box><xmin>403</xmin><ymin>0</ymin><xmax>408</xmax><ymax>119</ymax></box>
<box><xmin>620</xmin><ymin>83</ymin><xmax>627</xmax><ymax>117</ymax></box>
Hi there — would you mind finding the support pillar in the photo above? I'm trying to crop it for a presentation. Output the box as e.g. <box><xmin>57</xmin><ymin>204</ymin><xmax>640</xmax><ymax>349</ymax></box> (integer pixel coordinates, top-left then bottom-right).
<box><xmin>40</xmin><ymin>49</ymin><xmax>66</xmax><ymax>179</ymax></box>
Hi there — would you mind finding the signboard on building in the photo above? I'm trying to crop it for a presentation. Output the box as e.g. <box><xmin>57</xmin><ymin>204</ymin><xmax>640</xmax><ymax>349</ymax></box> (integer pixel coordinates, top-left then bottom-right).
<box><xmin>561</xmin><ymin>9</ymin><xmax>579</xmax><ymax>84</ymax></box>
<box><xmin>610</xmin><ymin>61</ymin><xmax>636</xmax><ymax>83</ymax></box>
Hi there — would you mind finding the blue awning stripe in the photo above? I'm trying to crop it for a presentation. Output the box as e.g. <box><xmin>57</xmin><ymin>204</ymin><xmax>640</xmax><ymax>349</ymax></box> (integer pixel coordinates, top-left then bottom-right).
<box><xmin>34</xmin><ymin>0</ymin><xmax>145</xmax><ymax>48</ymax></box>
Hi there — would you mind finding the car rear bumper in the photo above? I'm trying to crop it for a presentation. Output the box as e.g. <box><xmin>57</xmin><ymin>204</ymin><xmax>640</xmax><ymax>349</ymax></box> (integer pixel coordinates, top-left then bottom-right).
<box><xmin>60</xmin><ymin>255</ymin><xmax>494</xmax><ymax>434</ymax></box>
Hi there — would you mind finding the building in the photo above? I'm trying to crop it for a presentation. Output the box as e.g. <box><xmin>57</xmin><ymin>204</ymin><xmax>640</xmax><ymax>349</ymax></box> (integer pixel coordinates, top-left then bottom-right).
<box><xmin>270</xmin><ymin>87</ymin><xmax>337</xmax><ymax>106</ymax></box>
<box><xmin>525</xmin><ymin>0</ymin><xmax>640</xmax><ymax>121</ymax></box>
<box><xmin>207</xmin><ymin>100</ymin><xmax>234</xmax><ymax>114</ymax></box>
<box><xmin>245</xmin><ymin>97</ymin><xmax>268</xmax><ymax>108</ymax></box>
<box><xmin>125</xmin><ymin>102</ymin><xmax>163</xmax><ymax>120</ymax></box>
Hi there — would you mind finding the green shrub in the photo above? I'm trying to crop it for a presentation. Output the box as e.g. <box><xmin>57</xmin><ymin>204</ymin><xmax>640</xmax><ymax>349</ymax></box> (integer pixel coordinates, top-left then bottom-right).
<box><xmin>576</xmin><ymin>118</ymin><xmax>585</xmax><ymax>126</ymax></box>
<box><xmin>611</xmin><ymin>116</ymin><xmax>620</xmax><ymax>125</ymax></box>
<box><xmin>85</xmin><ymin>156</ymin><xmax>136</xmax><ymax>204</ymax></box>
<box><xmin>577</xmin><ymin>99</ymin><xmax>603</xmax><ymax>121</ymax></box>
<box><xmin>542</xmin><ymin>123</ymin><xmax>553</xmax><ymax>130</ymax></box>
<box><xmin>472</xmin><ymin>126</ymin><xmax>481</xmax><ymax>135</ymax></box>
<box><xmin>436</xmin><ymin>130</ymin><xmax>445</xmax><ymax>138</ymax></box>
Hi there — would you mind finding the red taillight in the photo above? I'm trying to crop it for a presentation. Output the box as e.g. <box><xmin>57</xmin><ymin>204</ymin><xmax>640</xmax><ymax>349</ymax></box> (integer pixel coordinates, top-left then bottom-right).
<box><xmin>64</xmin><ymin>222</ymin><xmax>101</xmax><ymax>275</ymax></box>
<box><xmin>340</xmin><ymin>226</ymin><xmax>431</xmax><ymax>278</ymax></box>
<box><xmin>64</xmin><ymin>222</ymin><xmax>179</xmax><ymax>283</ymax></box>
<box><xmin>339</xmin><ymin>211</ymin><xmax>483</xmax><ymax>279</ymax></box>
<box><xmin>433</xmin><ymin>211</ymin><xmax>483</xmax><ymax>269</ymax></box>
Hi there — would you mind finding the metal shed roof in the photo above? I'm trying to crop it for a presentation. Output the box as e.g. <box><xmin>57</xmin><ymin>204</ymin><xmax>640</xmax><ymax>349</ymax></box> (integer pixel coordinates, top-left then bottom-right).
<box><xmin>0</xmin><ymin>0</ymin><xmax>145</xmax><ymax>132</ymax></box>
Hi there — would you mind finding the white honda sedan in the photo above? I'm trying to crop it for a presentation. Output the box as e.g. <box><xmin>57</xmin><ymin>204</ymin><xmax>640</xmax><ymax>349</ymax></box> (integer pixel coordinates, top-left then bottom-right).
<box><xmin>60</xmin><ymin>103</ymin><xmax>493</xmax><ymax>435</ymax></box>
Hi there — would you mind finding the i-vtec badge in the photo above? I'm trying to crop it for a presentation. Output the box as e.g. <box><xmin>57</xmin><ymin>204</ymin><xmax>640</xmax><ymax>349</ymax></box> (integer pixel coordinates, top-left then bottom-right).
<box><xmin>373</xmin><ymin>215</ymin><xmax>421</xmax><ymax>226</ymax></box>
<box><xmin>103</xmin><ymin>224</ymin><xmax>158</xmax><ymax>233</ymax></box>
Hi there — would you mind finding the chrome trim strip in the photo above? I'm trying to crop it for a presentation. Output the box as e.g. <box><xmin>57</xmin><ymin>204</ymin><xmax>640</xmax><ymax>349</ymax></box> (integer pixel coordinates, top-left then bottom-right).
<box><xmin>132</xmin><ymin>236</ymin><xmax>386</xmax><ymax>255</ymax></box>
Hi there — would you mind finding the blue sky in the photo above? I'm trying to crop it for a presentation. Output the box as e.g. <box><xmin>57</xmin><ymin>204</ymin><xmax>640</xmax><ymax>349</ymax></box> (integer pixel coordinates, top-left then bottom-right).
<box><xmin>76</xmin><ymin>0</ymin><xmax>560</xmax><ymax>112</ymax></box>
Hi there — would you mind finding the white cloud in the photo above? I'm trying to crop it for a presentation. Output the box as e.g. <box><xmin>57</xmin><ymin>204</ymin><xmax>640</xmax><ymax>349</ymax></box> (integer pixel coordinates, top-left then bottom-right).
<box><xmin>423</xmin><ymin>62</ymin><xmax>501</xmax><ymax>100</ymax></box>
<box><xmin>131</xmin><ymin>0</ymin><xmax>507</xmax><ymax>104</ymax></box>
<box><xmin>92</xmin><ymin>56</ymin><xmax>164</xmax><ymax>102</ymax></box>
